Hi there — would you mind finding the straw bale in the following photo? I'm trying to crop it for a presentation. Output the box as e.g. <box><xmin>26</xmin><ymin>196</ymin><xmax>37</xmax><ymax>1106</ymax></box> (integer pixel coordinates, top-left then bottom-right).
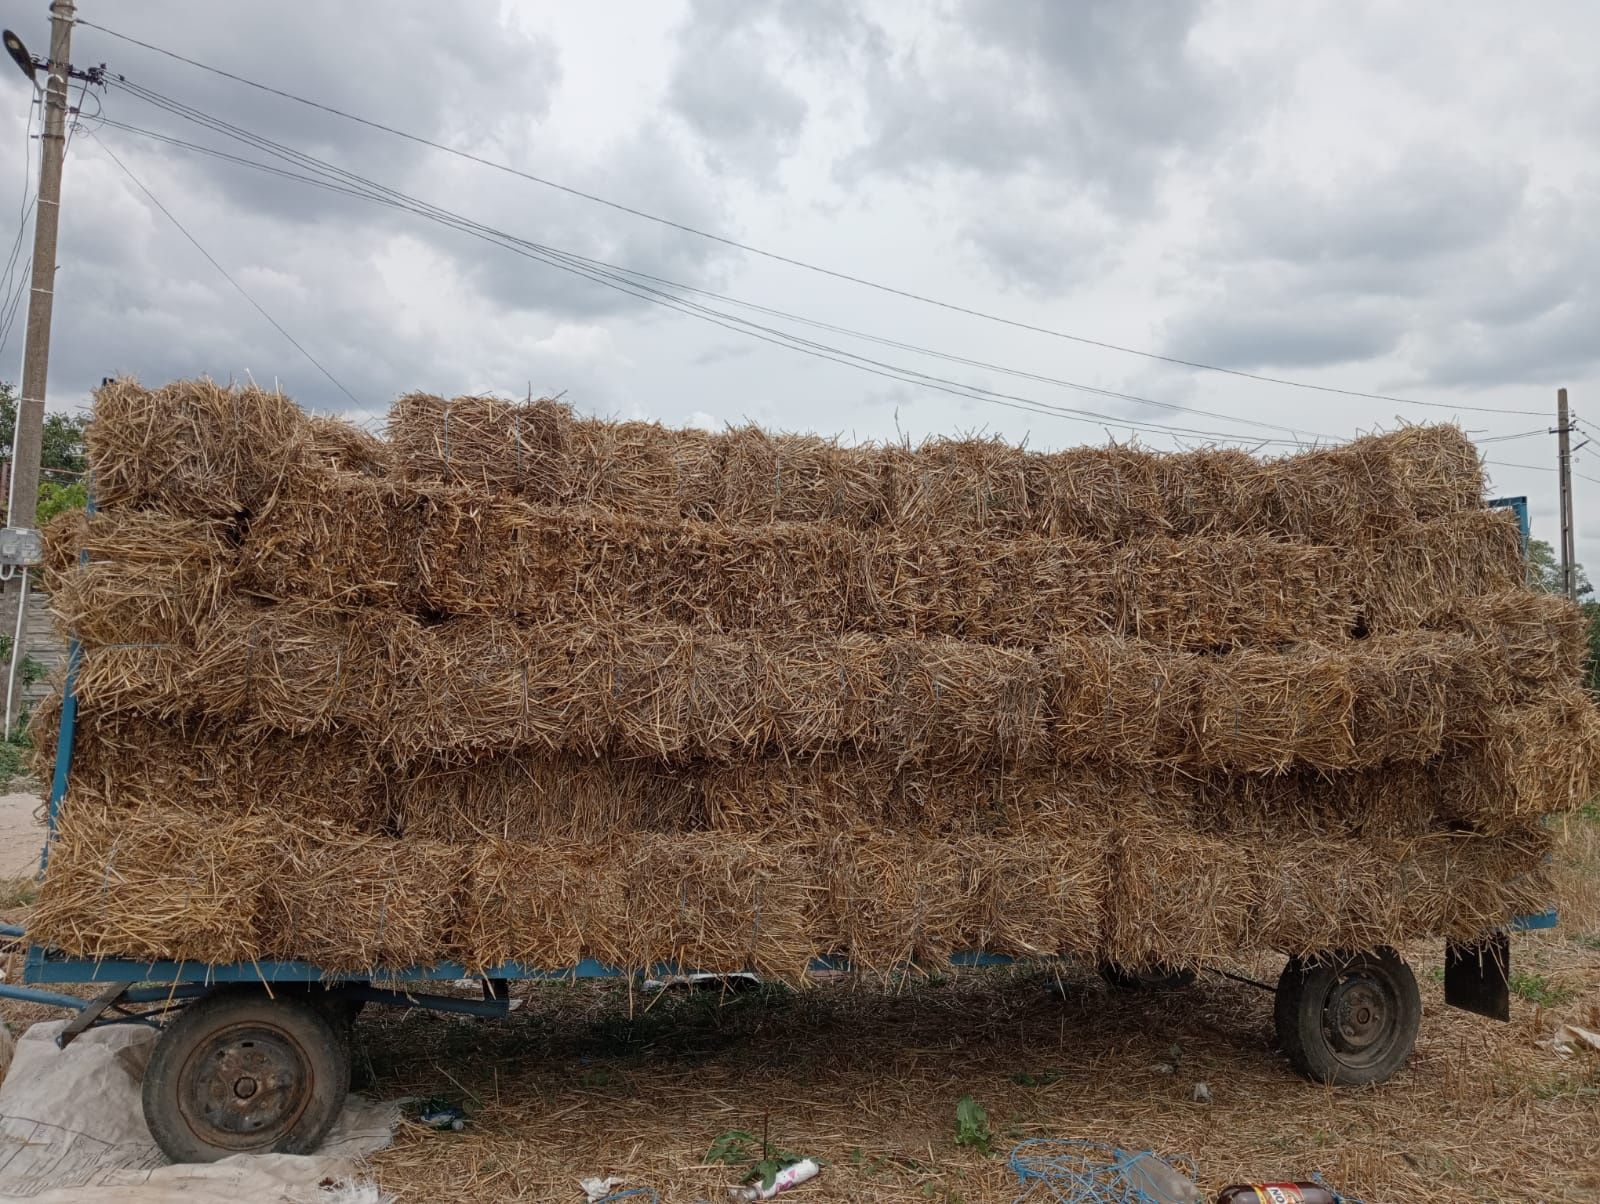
<box><xmin>1426</xmin><ymin>590</ymin><xmax>1588</xmax><ymax>698</ymax></box>
<box><xmin>1390</xmin><ymin>826</ymin><xmax>1553</xmax><ymax>941</ymax></box>
<box><xmin>188</xmin><ymin>604</ymin><xmax>403</xmax><ymax>736</ymax></box>
<box><xmin>50</xmin><ymin>559</ymin><xmax>228</xmax><ymax>647</ymax></box>
<box><xmin>1014</xmin><ymin>443</ymin><xmax>1163</xmax><ymax>539</ymax></box>
<box><xmin>38</xmin><ymin>708</ymin><xmax>389</xmax><ymax>827</ymax></box>
<box><xmin>67</xmin><ymin>602</ymin><xmax>404</xmax><ymax>736</ymax></box>
<box><xmin>459</xmin><ymin>837</ymin><xmax>607</xmax><ymax>969</ymax></box>
<box><xmin>241</xmin><ymin>474</ymin><xmax>423</xmax><ymax>609</ymax></box>
<box><xmin>882</xmin><ymin>437</ymin><xmax>1033</xmax><ymax>536</ymax></box>
<box><xmin>1151</xmin><ymin>447</ymin><xmax>1265</xmax><ymax>534</ymax></box>
<box><xmin>715</xmin><ymin>426</ymin><xmax>892</xmax><ymax>527</ymax></box>
<box><xmin>666</xmin><ymin>424</ymin><xmax>726</xmax><ymax>521</ymax></box>
<box><xmin>1103</xmin><ymin>815</ymin><xmax>1550</xmax><ymax>968</ymax></box>
<box><xmin>304</xmin><ymin>413</ymin><xmax>391</xmax><ymax>476</ymax></box>
<box><xmin>71</xmin><ymin>642</ymin><xmax>194</xmax><ymax>720</ymax></box>
<box><xmin>1052</xmin><ymin>638</ymin><xmax>1198</xmax><ymax>767</ymax></box>
<box><xmin>378</xmin><ymin>616</ymin><xmax>557</xmax><ymax>759</ymax></box>
<box><xmin>56</xmin><ymin>507</ymin><xmax>233</xmax><ymax>567</ymax></box>
<box><xmin>565</xmin><ymin>418</ymin><xmax>682</xmax><ymax>519</ymax></box>
<box><xmin>410</xmin><ymin>493</ymin><xmax>578</xmax><ymax>622</ymax></box>
<box><xmin>86</xmin><ymin>378</ymin><xmax>308</xmax><ymax>516</ymax></box>
<box><xmin>1112</xmin><ymin>535</ymin><xmax>1346</xmax><ymax>648</ymax></box>
<box><xmin>387</xmin><ymin>392</ymin><xmax>572</xmax><ymax>496</ymax></box>
<box><xmin>815</xmin><ymin>833</ymin><xmax>979</xmax><ymax>970</ymax></box>
<box><xmin>952</xmin><ymin>832</ymin><xmax>1109</xmax><ymax>960</ymax></box>
<box><xmin>1251</xmin><ymin>836</ymin><xmax>1409</xmax><ymax>955</ymax></box>
<box><xmin>43</xmin><ymin>510</ymin><xmax>235</xmax><ymax>643</ymax></box>
<box><xmin>394</xmin><ymin>753</ymin><xmax>704</xmax><ymax>841</ymax></box>
<box><xmin>1439</xmin><ymin>690</ymin><xmax>1600</xmax><ymax>821</ymax></box>
<box><xmin>28</xmin><ymin>803</ymin><xmax>279</xmax><ymax>963</ymax></box>
<box><xmin>1101</xmin><ymin>817</ymin><xmax>1259</xmax><ymax>970</ymax></box>
<box><xmin>1191</xmin><ymin>767</ymin><xmax>1440</xmax><ymax>840</ymax></box>
<box><xmin>1244</xmin><ymin>830</ymin><xmax>1538</xmax><ymax>955</ymax></box>
<box><xmin>44</xmin><ymin>509</ymin><xmax>233</xmax><ymax>640</ymax></box>
<box><xmin>1384</xmin><ymin>423</ymin><xmax>1490</xmax><ymax>517</ymax></box>
<box><xmin>812</xmin><ymin>827</ymin><xmax>1111</xmax><ymax>971</ymax></box>
<box><xmin>1359</xmin><ymin>508</ymin><xmax>1524</xmax><ymax>629</ymax></box>
<box><xmin>583</xmin><ymin>835</ymin><xmax>823</xmax><ymax>981</ymax></box>
<box><xmin>40</xmin><ymin>507</ymin><xmax>87</xmax><ymax>579</ymax></box>
<box><xmin>1190</xmin><ymin>645</ymin><xmax>1357</xmax><ymax>772</ymax></box>
<box><xmin>1345</xmin><ymin>634</ymin><xmax>1476</xmax><ymax>764</ymax></box>
<box><xmin>1249</xmin><ymin>426</ymin><xmax>1484</xmax><ymax>541</ymax></box>
<box><xmin>260</xmin><ymin>826</ymin><xmax>468</xmax><ymax>970</ymax></box>
<box><xmin>700</xmin><ymin>758</ymin><xmax>1061</xmax><ymax>835</ymax></box>
<box><xmin>869</xmin><ymin>637</ymin><xmax>1047</xmax><ymax>766</ymax></box>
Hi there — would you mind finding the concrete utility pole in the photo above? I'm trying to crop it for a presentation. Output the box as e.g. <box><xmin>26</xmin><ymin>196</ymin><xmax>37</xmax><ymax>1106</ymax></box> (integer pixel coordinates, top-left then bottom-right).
<box><xmin>1</xmin><ymin>0</ymin><xmax>73</xmax><ymax>734</ymax></box>
<box><xmin>8</xmin><ymin>0</ymin><xmax>74</xmax><ymax>530</ymax></box>
<box><xmin>1555</xmin><ymin>387</ymin><xmax>1576</xmax><ymax>601</ymax></box>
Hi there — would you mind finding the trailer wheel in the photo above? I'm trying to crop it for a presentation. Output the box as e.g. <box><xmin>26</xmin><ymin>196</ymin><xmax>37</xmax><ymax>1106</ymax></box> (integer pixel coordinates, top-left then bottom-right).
<box><xmin>1274</xmin><ymin>947</ymin><xmax>1420</xmax><ymax>1086</ymax></box>
<box><xmin>142</xmin><ymin>988</ymin><xmax>351</xmax><ymax>1163</ymax></box>
<box><xmin>1098</xmin><ymin>962</ymin><xmax>1197</xmax><ymax>993</ymax></box>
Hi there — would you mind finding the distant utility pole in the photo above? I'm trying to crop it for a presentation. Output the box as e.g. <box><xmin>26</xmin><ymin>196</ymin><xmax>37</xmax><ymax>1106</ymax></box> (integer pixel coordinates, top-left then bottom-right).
<box><xmin>8</xmin><ymin>0</ymin><xmax>74</xmax><ymax>532</ymax></box>
<box><xmin>1555</xmin><ymin>387</ymin><xmax>1576</xmax><ymax>602</ymax></box>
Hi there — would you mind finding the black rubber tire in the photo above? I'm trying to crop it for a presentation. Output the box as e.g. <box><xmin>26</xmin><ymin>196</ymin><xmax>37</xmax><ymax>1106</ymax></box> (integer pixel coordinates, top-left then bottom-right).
<box><xmin>1274</xmin><ymin>947</ymin><xmax>1421</xmax><ymax>1086</ymax></box>
<box><xmin>1099</xmin><ymin>962</ymin><xmax>1198</xmax><ymax>993</ymax></box>
<box><xmin>142</xmin><ymin>987</ymin><xmax>351</xmax><ymax>1163</ymax></box>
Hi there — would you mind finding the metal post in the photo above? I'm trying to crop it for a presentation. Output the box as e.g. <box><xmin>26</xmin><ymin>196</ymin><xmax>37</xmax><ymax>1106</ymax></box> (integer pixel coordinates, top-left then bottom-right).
<box><xmin>1556</xmin><ymin>387</ymin><xmax>1575</xmax><ymax>601</ymax></box>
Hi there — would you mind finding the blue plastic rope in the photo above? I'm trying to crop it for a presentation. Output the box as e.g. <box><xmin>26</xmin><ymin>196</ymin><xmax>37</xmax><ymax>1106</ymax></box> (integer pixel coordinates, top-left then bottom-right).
<box><xmin>594</xmin><ymin>1189</ymin><xmax>659</xmax><ymax>1204</ymax></box>
<box><xmin>1009</xmin><ymin>1139</ymin><xmax>1198</xmax><ymax>1203</ymax></box>
<box><xmin>1313</xmin><ymin>1171</ymin><xmax>1365</xmax><ymax>1204</ymax></box>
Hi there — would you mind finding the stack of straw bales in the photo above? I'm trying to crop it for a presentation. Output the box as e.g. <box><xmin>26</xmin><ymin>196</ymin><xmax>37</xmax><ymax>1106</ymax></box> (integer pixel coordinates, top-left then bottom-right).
<box><xmin>27</xmin><ymin>379</ymin><xmax>1600</xmax><ymax>979</ymax></box>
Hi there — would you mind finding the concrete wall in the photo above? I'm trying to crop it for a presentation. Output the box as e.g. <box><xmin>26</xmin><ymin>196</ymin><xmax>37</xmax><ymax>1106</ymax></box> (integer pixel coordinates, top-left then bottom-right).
<box><xmin>19</xmin><ymin>585</ymin><xmax>63</xmax><ymax>711</ymax></box>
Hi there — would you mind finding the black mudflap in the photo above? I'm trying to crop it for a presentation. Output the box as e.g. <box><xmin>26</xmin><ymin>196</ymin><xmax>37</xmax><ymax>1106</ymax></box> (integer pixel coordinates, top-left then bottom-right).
<box><xmin>1444</xmin><ymin>931</ymin><xmax>1509</xmax><ymax>1021</ymax></box>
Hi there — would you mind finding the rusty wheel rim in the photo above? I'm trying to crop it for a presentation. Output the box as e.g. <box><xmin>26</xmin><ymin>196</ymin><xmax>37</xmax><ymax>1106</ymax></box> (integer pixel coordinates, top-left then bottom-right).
<box><xmin>176</xmin><ymin>1022</ymin><xmax>315</xmax><ymax>1153</ymax></box>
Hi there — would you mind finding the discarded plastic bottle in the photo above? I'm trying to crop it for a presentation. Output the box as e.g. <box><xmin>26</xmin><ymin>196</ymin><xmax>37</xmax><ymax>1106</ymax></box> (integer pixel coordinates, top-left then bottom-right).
<box><xmin>1215</xmin><ymin>1186</ymin><xmax>1336</xmax><ymax>1204</ymax></box>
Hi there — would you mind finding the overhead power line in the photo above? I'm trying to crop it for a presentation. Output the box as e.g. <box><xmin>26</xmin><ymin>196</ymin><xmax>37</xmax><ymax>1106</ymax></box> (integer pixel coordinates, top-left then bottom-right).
<box><xmin>77</xmin><ymin>18</ymin><xmax>1549</xmax><ymax>420</ymax></box>
<box><xmin>86</xmin><ymin>130</ymin><xmax>360</xmax><ymax>407</ymax></box>
<box><xmin>1486</xmin><ymin>459</ymin><xmax>1556</xmax><ymax>473</ymax></box>
<box><xmin>96</xmin><ymin>104</ymin><xmax>1330</xmax><ymax>445</ymax></box>
<box><xmin>1472</xmin><ymin>429</ymin><xmax>1548</xmax><ymax>444</ymax></box>
<box><xmin>0</xmin><ymin>97</ymin><xmax>40</xmax><ymax>361</ymax></box>
<box><xmin>95</xmin><ymin>93</ymin><xmax>1330</xmax><ymax>448</ymax></box>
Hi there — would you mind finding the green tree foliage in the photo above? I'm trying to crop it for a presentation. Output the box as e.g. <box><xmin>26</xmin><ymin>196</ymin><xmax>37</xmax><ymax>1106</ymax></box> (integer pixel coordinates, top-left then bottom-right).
<box><xmin>37</xmin><ymin>479</ymin><xmax>87</xmax><ymax>524</ymax></box>
<box><xmin>0</xmin><ymin>379</ymin><xmax>89</xmax><ymax>524</ymax></box>
<box><xmin>1528</xmin><ymin>537</ymin><xmax>1594</xmax><ymax>599</ymax></box>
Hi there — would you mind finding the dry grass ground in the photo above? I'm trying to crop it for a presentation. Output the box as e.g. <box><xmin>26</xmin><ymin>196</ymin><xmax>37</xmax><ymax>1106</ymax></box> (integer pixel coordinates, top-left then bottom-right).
<box><xmin>3</xmin><ymin>811</ymin><xmax>1597</xmax><ymax>1202</ymax></box>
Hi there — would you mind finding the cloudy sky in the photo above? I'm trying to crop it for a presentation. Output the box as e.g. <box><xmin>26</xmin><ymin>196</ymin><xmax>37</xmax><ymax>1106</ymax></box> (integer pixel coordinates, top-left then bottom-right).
<box><xmin>0</xmin><ymin>0</ymin><xmax>1594</xmax><ymax>568</ymax></box>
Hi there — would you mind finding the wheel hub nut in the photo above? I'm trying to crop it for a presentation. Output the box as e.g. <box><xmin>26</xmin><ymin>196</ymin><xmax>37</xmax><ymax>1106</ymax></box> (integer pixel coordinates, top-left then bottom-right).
<box><xmin>233</xmin><ymin>1076</ymin><xmax>258</xmax><ymax>1100</ymax></box>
